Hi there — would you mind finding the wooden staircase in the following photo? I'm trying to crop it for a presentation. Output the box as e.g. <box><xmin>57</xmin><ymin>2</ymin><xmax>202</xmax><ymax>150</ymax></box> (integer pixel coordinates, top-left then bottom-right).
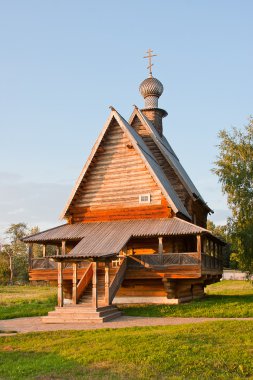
<box><xmin>42</xmin><ymin>258</ymin><xmax>127</xmax><ymax>323</ymax></box>
<box><xmin>78</xmin><ymin>266</ymin><xmax>117</xmax><ymax>307</ymax></box>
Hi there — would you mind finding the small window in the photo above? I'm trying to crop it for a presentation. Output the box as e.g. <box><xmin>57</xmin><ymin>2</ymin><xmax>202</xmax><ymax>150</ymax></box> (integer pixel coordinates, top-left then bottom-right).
<box><xmin>139</xmin><ymin>194</ymin><xmax>151</xmax><ymax>204</ymax></box>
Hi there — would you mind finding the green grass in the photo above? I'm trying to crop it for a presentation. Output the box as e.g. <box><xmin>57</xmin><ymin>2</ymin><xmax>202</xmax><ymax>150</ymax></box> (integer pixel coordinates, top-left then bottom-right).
<box><xmin>0</xmin><ymin>321</ymin><xmax>253</xmax><ymax>379</ymax></box>
<box><xmin>1</xmin><ymin>281</ymin><xmax>253</xmax><ymax>320</ymax></box>
<box><xmin>0</xmin><ymin>285</ymin><xmax>57</xmax><ymax>320</ymax></box>
<box><xmin>121</xmin><ymin>280</ymin><xmax>253</xmax><ymax>318</ymax></box>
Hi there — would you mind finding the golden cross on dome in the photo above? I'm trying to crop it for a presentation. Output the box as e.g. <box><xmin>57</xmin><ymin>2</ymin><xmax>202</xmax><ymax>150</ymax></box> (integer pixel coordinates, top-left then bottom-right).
<box><xmin>143</xmin><ymin>48</ymin><xmax>157</xmax><ymax>77</ymax></box>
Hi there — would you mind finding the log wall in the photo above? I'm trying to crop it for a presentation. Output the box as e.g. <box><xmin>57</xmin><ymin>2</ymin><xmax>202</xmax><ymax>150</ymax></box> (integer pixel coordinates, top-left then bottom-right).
<box><xmin>69</xmin><ymin>118</ymin><xmax>173</xmax><ymax>222</ymax></box>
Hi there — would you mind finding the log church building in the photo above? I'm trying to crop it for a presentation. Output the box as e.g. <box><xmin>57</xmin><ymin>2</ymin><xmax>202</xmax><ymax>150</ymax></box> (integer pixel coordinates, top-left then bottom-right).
<box><xmin>24</xmin><ymin>50</ymin><xmax>224</xmax><ymax>322</ymax></box>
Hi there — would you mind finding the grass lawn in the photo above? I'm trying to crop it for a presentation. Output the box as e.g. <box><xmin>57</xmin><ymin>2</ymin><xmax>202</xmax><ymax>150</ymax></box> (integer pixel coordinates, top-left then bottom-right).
<box><xmin>121</xmin><ymin>280</ymin><xmax>253</xmax><ymax>318</ymax></box>
<box><xmin>0</xmin><ymin>285</ymin><xmax>57</xmax><ymax>320</ymax></box>
<box><xmin>0</xmin><ymin>321</ymin><xmax>253</xmax><ymax>379</ymax></box>
<box><xmin>0</xmin><ymin>280</ymin><xmax>253</xmax><ymax>320</ymax></box>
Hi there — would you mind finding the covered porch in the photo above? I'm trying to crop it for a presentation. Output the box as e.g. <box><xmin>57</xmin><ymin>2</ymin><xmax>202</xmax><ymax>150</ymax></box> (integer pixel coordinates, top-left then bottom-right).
<box><xmin>23</xmin><ymin>217</ymin><xmax>225</xmax><ymax>312</ymax></box>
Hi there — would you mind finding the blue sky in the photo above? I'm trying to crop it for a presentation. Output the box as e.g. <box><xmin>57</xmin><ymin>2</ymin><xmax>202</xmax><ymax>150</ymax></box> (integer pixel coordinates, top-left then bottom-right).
<box><xmin>0</xmin><ymin>0</ymin><xmax>252</xmax><ymax>237</ymax></box>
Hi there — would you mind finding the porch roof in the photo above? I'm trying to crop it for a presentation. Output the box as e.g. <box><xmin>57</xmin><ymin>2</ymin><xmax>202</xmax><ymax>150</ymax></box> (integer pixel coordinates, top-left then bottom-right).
<box><xmin>23</xmin><ymin>218</ymin><xmax>224</xmax><ymax>258</ymax></box>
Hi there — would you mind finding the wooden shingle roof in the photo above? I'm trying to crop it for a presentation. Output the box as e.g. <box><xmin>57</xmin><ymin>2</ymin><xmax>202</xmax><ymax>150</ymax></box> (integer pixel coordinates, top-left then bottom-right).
<box><xmin>23</xmin><ymin>217</ymin><xmax>223</xmax><ymax>258</ymax></box>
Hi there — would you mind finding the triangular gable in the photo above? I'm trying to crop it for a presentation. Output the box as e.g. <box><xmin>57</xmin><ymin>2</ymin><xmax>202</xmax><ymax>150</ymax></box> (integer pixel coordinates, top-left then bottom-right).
<box><xmin>129</xmin><ymin>107</ymin><xmax>211</xmax><ymax>211</ymax></box>
<box><xmin>61</xmin><ymin>108</ymin><xmax>191</xmax><ymax>220</ymax></box>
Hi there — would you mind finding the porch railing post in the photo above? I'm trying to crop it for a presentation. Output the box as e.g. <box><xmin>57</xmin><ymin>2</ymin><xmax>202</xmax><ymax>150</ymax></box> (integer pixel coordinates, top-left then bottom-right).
<box><xmin>105</xmin><ymin>260</ymin><xmax>110</xmax><ymax>305</ymax></box>
<box><xmin>28</xmin><ymin>243</ymin><xmax>33</xmax><ymax>269</ymax></box>
<box><xmin>92</xmin><ymin>261</ymin><xmax>98</xmax><ymax>309</ymax></box>
<box><xmin>158</xmin><ymin>236</ymin><xmax>163</xmax><ymax>264</ymax></box>
<box><xmin>57</xmin><ymin>261</ymin><xmax>63</xmax><ymax>307</ymax></box>
<box><xmin>72</xmin><ymin>262</ymin><xmax>77</xmax><ymax>305</ymax></box>
<box><xmin>62</xmin><ymin>240</ymin><xmax>66</xmax><ymax>255</ymax></box>
<box><xmin>197</xmin><ymin>234</ymin><xmax>201</xmax><ymax>264</ymax></box>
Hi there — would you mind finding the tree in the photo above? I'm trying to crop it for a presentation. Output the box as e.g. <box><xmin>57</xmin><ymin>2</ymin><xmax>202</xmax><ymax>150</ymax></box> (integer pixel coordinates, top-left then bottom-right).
<box><xmin>213</xmin><ymin>118</ymin><xmax>253</xmax><ymax>272</ymax></box>
<box><xmin>1</xmin><ymin>223</ymin><xmax>29</xmax><ymax>284</ymax></box>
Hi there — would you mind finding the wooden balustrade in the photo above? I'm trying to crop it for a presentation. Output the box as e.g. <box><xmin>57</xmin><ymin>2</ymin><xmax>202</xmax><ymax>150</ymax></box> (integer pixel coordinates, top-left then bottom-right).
<box><xmin>128</xmin><ymin>252</ymin><xmax>199</xmax><ymax>268</ymax></box>
<box><xmin>31</xmin><ymin>258</ymin><xmax>57</xmax><ymax>269</ymax></box>
<box><xmin>201</xmin><ymin>253</ymin><xmax>223</xmax><ymax>270</ymax></box>
<box><xmin>76</xmin><ymin>262</ymin><xmax>93</xmax><ymax>302</ymax></box>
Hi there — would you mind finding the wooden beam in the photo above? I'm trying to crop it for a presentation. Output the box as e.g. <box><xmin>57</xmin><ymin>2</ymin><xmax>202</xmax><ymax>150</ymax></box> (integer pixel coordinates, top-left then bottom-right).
<box><xmin>197</xmin><ymin>234</ymin><xmax>201</xmax><ymax>263</ymax></box>
<box><xmin>92</xmin><ymin>261</ymin><xmax>98</xmax><ymax>309</ymax></box>
<box><xmin>72</xmin><ymin>262</ymin><xmax>77</xmax><ymax>305</ymax></box>
<box><xmin>42</xmin><ymin>244</ymin><xmax>46</xmax><ymax>257</ymax></box>
<box><xmin>28</xmin><ymin>243</ymin><xmax>33</xmax><ymax>269</ymax></box>
<box><xmin>62</xmin><ymin>241</ymin><xmax>66</xmax><ymax>255</ymax></box>
<box><xmin>158</xmin><ymin>236</ymin><xmax>163</xmax><ymax>254</ymax></box>
<box><xmin>57</xmin><ymin>261</ymin><xmax>63</xmax><ymax>307</ymax></box>
<box><xmin>158</xmin><ymin>236</ymin><xmax>163</xmax><ymax>264</ymax></box>
<box><xmin>105</xmin><ymin>261</ymin><xmax>110</xmax><ymax>305</ymax></box>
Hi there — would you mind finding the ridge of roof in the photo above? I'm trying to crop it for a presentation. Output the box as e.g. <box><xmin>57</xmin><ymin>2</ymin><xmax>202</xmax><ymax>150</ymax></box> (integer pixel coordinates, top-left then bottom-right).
<box><xmin>61</xmin><ymin>108</ymin><xmax>191</xmax><ymax>220</ymax></box>
<box><xmin>129</xmin><ymin>107</ymin><xmax>212</xmax><ymax>211</ymax></box>
<box><xmin>111</xmin><ymin>110</ymin><xmax>191</xmax><ymax>219</ymax></box>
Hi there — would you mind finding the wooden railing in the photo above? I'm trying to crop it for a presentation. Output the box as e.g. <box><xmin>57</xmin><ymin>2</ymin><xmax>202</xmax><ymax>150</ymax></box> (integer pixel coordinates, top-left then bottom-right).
<box><xmin>128</xmin><ymin>253</ymin><xmax>199</xmax><ymax>268</ymax></box>
<box><xmin>31</xmin><ymin>258</ymin><xmax>91</xmax><ymax>270</ymax></box>
<box><xmin>31</xmin><ymin>258</ymin><xmax>57</xmax><ymax>269</ymax></box>
<box><xmin>201</xmin><ymin>253</ymin><xmax>223</xmax><ymax>270</ymax></box>
<box><xmin>76</xmin><ymin>262</ymin><xmax>93</xmax><ymax>302</ymax></box>
<box><xmin>109</xmin><ymin>257</ymin><xmax>127</xmax><ymax>304</ymax></box>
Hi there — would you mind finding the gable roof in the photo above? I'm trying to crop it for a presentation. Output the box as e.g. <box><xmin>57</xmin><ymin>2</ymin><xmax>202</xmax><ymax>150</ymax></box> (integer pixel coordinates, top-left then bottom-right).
<box><xmin>61</xmin><ymin>108</ymin><xmax>191</xmax><ymax>220</ymax></box>
<box><xmin>129</xmin><ymin>107</ymin><xmax>212</xmax><ymax>212</ymax></box>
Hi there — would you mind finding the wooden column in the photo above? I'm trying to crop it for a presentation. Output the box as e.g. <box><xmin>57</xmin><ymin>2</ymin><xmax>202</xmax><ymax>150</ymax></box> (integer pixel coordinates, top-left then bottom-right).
<box><xmin>62</xmin><ymin>241</ymin><xmax>66</xmax><ymax>255</ymax></box>
<box><xmin>56</xmin><ymin>246</ymin><xmax>60</xmax><ymax>256</ymax></box>
<box><xmin>158</xmin><ymin>237</ymin><xmax>163</xmax><ymax>264</ymax></box>
<box><xmin>57</xmin><ymin>261</ymin><xmax>63</xmax><ymax>307</ymax></box>
<box><xmin>92</xmin><ymin>261</ymin><xmax>98</xmax><ymax>309</ymax></box>
<box><xmin>28</xmin><ymin>243</ymin><xmax>33</xmax><ymax>269</ymax></box>
<box><xmin>105</xmin><ymin>261</ymin><xmax>110</xmax><ymax>305</ymax></box>
<box><xmin>158</xmin><ymin>237</ymin><xmax>163</xmax><ymax>254</ymax></box>
<box><xmin>72</xmin><ymin>262</ymin><xmax>77</xmax><ymax>305</ymax></box>
<box><xmin>196</xmin><ymin>234</ymin><xmax>201</xmax><ymax>264</ymax></box>
<box><xmin>42</xmin><ymin>244</ymin><xmax>46</xmax><ymax>257</ymax></box>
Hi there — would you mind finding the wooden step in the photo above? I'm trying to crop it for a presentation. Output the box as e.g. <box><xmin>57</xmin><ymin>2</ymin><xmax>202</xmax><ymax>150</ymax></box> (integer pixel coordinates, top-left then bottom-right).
<box><xmin>42</xmin><ymin>306</ymin><xmax>121</xmax><ymax>323</ymax></box>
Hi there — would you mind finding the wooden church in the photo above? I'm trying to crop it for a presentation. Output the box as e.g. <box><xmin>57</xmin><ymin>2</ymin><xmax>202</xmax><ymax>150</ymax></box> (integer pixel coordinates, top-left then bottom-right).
<box><xmin>24</xmin><ymin>51</ymin><xmax>224</xmax><ymax>322</ymax></box>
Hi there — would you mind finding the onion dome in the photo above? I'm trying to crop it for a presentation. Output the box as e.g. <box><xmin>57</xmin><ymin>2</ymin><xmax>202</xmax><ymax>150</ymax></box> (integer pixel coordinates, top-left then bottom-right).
<box><xmin>139</xmin><ymin>76</ymin><xmax>164</xmax><ymax>109</ymax></box>
<box><xmin>139</xmin><ymin>77</ymin><xmax>164</xmax><ymax>99</ymax></box>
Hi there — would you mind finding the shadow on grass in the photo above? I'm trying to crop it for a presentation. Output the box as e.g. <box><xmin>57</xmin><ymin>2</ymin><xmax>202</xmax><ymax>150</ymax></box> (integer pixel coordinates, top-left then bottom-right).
<box><xmin>0</xmin><ymin>350</ymin><xmax>124</xmax><ymax>380</ymax></box>
<box><xmin>0</xmin><ymin>350</ymin><xmax>87</xmax><ymax>380</ymax></box>
<box><xmin>121</xmin><ymin>293</ymin><xmax>253</xmax><ymax>318</ymax></box>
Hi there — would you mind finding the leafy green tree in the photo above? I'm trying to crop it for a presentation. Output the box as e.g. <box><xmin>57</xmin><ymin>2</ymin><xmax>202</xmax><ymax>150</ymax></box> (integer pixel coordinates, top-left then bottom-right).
<box><xmin>2</xmin><ymin>223</ymin><xmax>29</xmax><ymax>284</ymax></box>
<box><xmin>213</xmin><ymin>118</ymin><xmax>253</xmax><ymax>272</ymax></box>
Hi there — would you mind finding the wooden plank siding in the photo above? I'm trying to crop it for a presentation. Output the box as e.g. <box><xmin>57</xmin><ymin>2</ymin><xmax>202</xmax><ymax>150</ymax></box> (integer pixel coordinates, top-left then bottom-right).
<box><xmin>29</xmin><ymin>268</ymin><xmax>87</xmax><ymax>281</ymax></box>
<box><xmin>69</xmin><ymin>119</ymin><xmax>173</xmax><ymax>222</ymax></box>
<box><xmin>131</xmin><ymin>115</ymin><xmax>208</xmax><ymax>228</ymax></box>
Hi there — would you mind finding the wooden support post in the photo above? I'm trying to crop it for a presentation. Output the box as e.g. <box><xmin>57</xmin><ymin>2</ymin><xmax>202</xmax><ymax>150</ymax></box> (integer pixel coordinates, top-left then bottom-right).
<box><xmin>57</xmin><ymin>261</ymin><xmax>63</xmax><ymax>307</ymax></box>
<box><xmin>158</xmin><ymin>237</ymin><xmax>163</xmax><ymax>254</ymax></box>
<box><xmin>72</xmin><ymin>262</ymin><xmax>77</xmax><ymax>305</ymax></box>
<box><xmin>28</xmin><ymin>243</ymin><xmax>33</xmax><ymax>269</ymax></box>
<box><xmin>62</xmin><ymin>241</ymin><xmax>66</xmax><ymax>255</ymax></box>
<box><xmin>105</xmin><ymin>261</ymin><xmax>110</xmax><ymax>305</ymax></box>
<box><xmin>158</xmin><ymin>236</ymin><xmax>163</xmax><ymax>264</ymax></box>
<box><xmin>42</xmin><ymin>244</ymin><xmax>46</xmax><ymax>257</ymax></box>
<box><xmin>92</xmin><ymin>261</ymin><xmax>98</xmax><ymax>309</ymax></box>
<box><xmin>56</xmin><ymin>246</ymin><xmax>60</xmax><ymax>256</ymax></box>
<box><xmin>197</xmin><ymin>234</ymin><xmax>201</xmax><ymax>264</ymax></box>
